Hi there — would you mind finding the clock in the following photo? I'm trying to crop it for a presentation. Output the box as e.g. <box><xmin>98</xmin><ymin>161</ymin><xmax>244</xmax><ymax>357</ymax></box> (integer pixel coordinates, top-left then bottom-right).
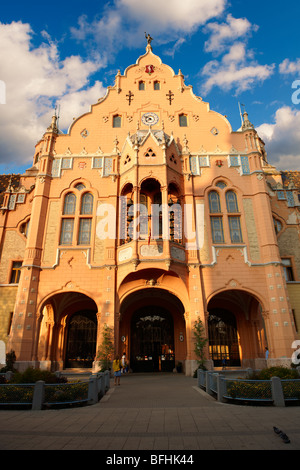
<box><xmin>141</xmin><ymin>112</ymin><xmax>159</xmax><ymax>126</ymax></box>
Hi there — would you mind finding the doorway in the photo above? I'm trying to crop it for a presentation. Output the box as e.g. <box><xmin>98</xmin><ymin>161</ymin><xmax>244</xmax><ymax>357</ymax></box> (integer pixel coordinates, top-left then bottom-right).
<box><xmin>65</xmin><ymin>310</ymin><xmax>97</xmax><ymax>368</ymax></box>
<box><xmin>208</xmin><ymin>308</ymin><xmax>241</xmax><ymax>367</ymax></box>
<box><xmin>130</xmin><ymin>306</ymin><xmax>175</xmax><ymax>372</ymax></box>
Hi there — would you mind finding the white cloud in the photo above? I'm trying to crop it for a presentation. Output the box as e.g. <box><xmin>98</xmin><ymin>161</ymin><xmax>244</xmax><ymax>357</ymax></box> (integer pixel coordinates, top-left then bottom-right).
<box><xmin>257</xmin><ymin>106</ymin><xmax>300</xmax><ymax>170</ymax></box>
<box><xmin>71</xmin><ymin>0</ymin><xmax>227</xmax><ymax>51</ymax></box>
<box><xmin>119</xmin><ymin>0</ymin><xmax>226</xmax><ymax>31</ymax></box>
<box><xmin>279</xmin><ymin>58</ymin><xmax>300</xmax><ymax>75</ymax></box>
<box><xmin>201</xmin><ymin>43</ymin><xmax>274</xmax><ymax>94</ymax></box>
<box><xmin>0</xmin><ymin>22</ymin><xmax>106</xmax><ymax>168</ymax></box>
<box><xmin>204</xmin><ymin>13</ymin><xmax>256</xmax><ymax>54</ymax></box>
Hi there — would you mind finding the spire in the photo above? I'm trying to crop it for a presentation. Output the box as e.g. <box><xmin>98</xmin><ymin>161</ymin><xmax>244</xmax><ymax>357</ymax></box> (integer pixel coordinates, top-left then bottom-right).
<box><xmin>46</xmin><ymin>105</ymin><xmax>60</xmax><ymax>133</ymax></box>
<box><xmin>239</xmin><ymin>103</ymin><xmax>254</xmax><ymax>130</ymax></box>
<box><xmin>242</xmin><ymin>110</ymin><xmax>254</xmax><ymax>130</ymax></box>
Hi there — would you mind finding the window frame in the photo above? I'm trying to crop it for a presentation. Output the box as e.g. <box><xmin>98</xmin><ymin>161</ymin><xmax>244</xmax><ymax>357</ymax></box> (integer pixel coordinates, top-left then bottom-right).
<box><xmin>63</xmin><ymin>193</ymin><xmax>76</xmax><ymax>215</ymax></box>
<box><xmin>209</xmin><ymin>191</ymin><xmax>221</xmax><ymax>213</ymax></box>
<box><xmin>282</xmin><ymin>258</ymin><xmax>295</xmax><ymax>281</ymax></box>
<box><xmin>210</xmin><ymin>216</ymin><xmax>225</xmax><ymax>244</ymax></box>
<box><xmin>226</xmin><ymin>191</ymin><xmax>239</xmax><ymax>213</ymax></box>
<box><xmin>10</xmin><ymin>261</ymin><xmax>22</xmax><ymax>284</ymax></box>
<box><xmin>60</xmin><ymin>218</ymin><xmax>74</xmax><ymax>245</ymax></box>
<box><xmin>78</xmin><ymin>218</ymin><xmax>92</xmax><ymax>245</ymax></box>
<box><xmin>179</xmin><ymin>114</ymin><xmax>188</xmax><ymax>127</ymax></box>
<box><xmin>228</xmin><ymin>216</ymin><xmax>243</xmax><ymax>243</ymax></box>
<box><xmin>113</xmin><ymin>114</ymin><xmax>121</xmax><ymax>128</ymax></box>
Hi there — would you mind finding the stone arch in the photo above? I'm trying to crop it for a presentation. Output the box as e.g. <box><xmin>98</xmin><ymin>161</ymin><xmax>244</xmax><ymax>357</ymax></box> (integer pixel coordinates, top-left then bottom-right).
<box><xmin>117</xmin><ymin>268</ymin><xmax>189</xmax><ymax>311</ymax></box>
<box><xmin>119</xmin><ymin>286</ymin><xmax>187</xmax><ymax>373</ymax></box>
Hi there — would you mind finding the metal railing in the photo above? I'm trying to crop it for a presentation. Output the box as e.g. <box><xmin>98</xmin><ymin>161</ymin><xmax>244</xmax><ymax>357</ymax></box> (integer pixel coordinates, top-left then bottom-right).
<box><xmin>197</xmin><ymin>369</ymin><xmax>300</xmax><ymax>407</ymax></box>
<box><xmin>0</xmin><ymin>371</ymin><xmax>110</xmax><ymax>409</ymax></box>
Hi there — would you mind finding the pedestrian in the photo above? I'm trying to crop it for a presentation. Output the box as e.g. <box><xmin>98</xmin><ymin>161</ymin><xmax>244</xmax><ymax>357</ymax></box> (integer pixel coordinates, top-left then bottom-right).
<box><xmin>265</xmin><ymin>347</ymin><xmax>269</xmax><ymax>359</ymax></box>
<box><xmin>121</xmin><ymin>352</ymin><xmax>127</xmax><ymax>373</ymax></box>
<box><xmin>113</xmin><ymin>355</ymin><xmax>122</xmax><ymax>385</ymax></box>
<box><xmin>222</xmin><ymin>358</ymin><xmax>226</xmax><ymax>369</ymax></box>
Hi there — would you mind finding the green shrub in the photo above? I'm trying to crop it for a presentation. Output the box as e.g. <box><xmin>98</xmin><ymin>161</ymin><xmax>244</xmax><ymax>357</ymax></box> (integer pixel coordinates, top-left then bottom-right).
<box><xmin>0</xmin><ymin>350</ymin><xmax>16</xmax><ymax>373</ymax></box>
<box><xmin>10</xmin><ymin>367</ymin><xmax>67</xmax><ymax>384</ymax></box>
<box><xmin>251</xmin><ymin>367</ymin><xmax>298</xmax><ymax>380</ymax></box>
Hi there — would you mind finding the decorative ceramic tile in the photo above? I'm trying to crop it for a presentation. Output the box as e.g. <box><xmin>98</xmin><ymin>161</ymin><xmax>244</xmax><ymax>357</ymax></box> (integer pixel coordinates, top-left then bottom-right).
<box><xmin>103</xmin><ymin>157</ymin><xmax>112</xmax><ymax>176</ymax></box>
<box><xmin>189</xmin><ymin>156</ymin><xmax>198</xmax><ymax>175</ymax></box>
<box><xmin>199</xmin><ymin>156</ymin><xmax>209</xmax><ymax>167</ymax></box>
<box><xmin>229</xmin><ymin>155</ymin><xmax>239</xmax><ymax>167</ymax></box>
<box><xmin>93</xmin><ymin>157</ymin><xmax>103</xmax><ymax>168</ymax></box>
<box><xmin>286</xmin><ymin>191</ymin><xmax>295</xmax><ymax>207</ymax></box>
<box><xmin>240</xmin><ymin>156</ymin><xmax>250</xmax><ymax>174</ymax></box>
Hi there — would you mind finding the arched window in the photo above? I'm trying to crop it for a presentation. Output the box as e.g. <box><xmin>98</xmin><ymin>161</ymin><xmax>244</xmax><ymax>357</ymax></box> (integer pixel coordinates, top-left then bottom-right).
<box><xmin>154</xmin><ymin>81</ymin><xmax>160</xmax><ymax>90</ymax></box>
<box><xmin>78</xmin><ymin>193</ymin><xmax>94</xmax><ymax>245</ymax></box>
<box><xmin>225</xmin><ymin>191</ymin><xmax>242</xmax><ymax>243</ymax></box>
<box><xmin>226</xmin><ymin>191</ymin><xmax>238</xmax><ymax>213</ymax></box>
<box><xmin>60</xmin><ymin>190</ymin><xmax>94</xmax><ymax>246</ymax></box>
<box><xmin>209</xmin><ymin>191</ymin><xmax>221</xmax><ymax>213</ymax></box>
<box><xmin>113</xmin><ymin>115</ymin><xmax>121</xmax><ymax>128</ymax></box>
<box><xmin>80</xmin><ymin>193</ymin><xmax>93</xmax><ymax>215</ymax></box>
<box><xmin>273</xmin><ymin>217</ymin><xmax>283</xmax><ymax>234</ymax></box>
<box><xmin>63</xmin><ymin>193</ymin><xmax>76</xmax><ymax>215</ymax></box>
<box><xmin>209</xmin><ymin>191</ymin><xmax>223</xmax><ymax>243</ymax></box>
<box><xmin>139</xmin><ymin>81</ymin><xmax>145</xmax><ymax>90</ymax></box>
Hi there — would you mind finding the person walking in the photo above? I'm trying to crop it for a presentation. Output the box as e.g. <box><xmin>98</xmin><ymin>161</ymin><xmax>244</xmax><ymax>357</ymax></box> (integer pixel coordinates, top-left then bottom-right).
<box><xmin>265</xmin><ymin>347</ymin><xmax>269</xmax><ymax>360</ymax></box>
<box><xmin>113</xmin><ymin>355</ymin><xmax>122</xmax><ymax>386</ymax></box>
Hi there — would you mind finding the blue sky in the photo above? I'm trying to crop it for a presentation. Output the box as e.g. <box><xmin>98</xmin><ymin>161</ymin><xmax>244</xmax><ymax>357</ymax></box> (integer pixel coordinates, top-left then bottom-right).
<box><xmin>1</xmin><ymin>0</ymin><xmax>300</xmax><ymax>173</ymax></box>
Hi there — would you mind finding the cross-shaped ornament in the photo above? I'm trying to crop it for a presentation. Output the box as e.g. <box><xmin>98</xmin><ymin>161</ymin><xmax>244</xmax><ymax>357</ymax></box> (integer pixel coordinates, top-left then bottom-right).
<box><xmin>126</xmin><ymin>90</ymin><xmax>134</xmax><ymax>105</ymax></box>
<box><xmin>166</xmin><ymin>90</ymin><xmax>174</xmax><ymax>105</ymax></box>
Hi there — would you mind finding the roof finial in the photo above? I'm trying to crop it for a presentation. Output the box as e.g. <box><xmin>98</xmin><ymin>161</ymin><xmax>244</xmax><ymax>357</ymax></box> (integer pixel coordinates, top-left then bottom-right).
<box><xmin>145</xmin><ymin>32</ymin><xmax>153</xmax><ymax>51</ymax></box>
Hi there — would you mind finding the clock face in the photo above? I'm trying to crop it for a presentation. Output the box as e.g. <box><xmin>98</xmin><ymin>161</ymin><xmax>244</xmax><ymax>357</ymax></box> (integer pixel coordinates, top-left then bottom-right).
<box><xmin>141</xmin><ymin>112</ymin><xmax>159</xmax><ymax>126</ymax></box>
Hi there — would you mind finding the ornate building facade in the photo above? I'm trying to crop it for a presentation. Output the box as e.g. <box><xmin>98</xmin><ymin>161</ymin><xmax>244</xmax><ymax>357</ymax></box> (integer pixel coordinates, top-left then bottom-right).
<box><xmin>0</xmin><ymin>41</ymin><xmax>299</xmax><ymax>374</ymax></box>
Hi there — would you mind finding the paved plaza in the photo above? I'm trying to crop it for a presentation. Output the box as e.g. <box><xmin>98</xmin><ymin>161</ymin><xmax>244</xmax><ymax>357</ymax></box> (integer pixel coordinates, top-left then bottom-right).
<box><xmin>0</xmin><ymin>373</ymin><xmax>299</xmax><ymax>452</ymax></box>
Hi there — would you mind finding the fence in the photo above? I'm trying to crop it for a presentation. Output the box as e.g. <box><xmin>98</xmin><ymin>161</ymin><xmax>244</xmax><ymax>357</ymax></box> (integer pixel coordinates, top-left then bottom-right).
<box><xmin>0</xmin><ymin>371</ymin><xmax>110</xmax><ymax>410</ymax></box>
<box><xmin>197</xmin><ymin>369</ymin><xmax>300</xmax><ymax>407</ymax></box>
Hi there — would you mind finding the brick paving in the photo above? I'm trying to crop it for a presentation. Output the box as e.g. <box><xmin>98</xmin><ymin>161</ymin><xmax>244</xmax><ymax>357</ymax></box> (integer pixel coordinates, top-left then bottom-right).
<box><xmin>0</xmin><ymin>373</ymin><xmax>300</xmax><ymax>451</ymax></box>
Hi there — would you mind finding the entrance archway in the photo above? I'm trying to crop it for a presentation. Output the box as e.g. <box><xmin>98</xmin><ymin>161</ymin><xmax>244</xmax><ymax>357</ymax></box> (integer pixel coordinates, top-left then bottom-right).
<box><xmin>119</xmin><ymin>287</ymin><xmax>186</xmax><ymax>373</ymax></box>
<box><xmin>37</xmin><ymin>291</ymin><xmax>98</xmax><ymax>370</ymax></box>
<box><xmin>207</xmin><ymin>289</ymin><xmax>266</xmax><ymax>368</ymax></box>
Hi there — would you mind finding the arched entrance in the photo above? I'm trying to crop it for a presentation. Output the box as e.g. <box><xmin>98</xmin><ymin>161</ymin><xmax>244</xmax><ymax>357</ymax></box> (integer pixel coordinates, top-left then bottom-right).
<box><xmin>37</xmin><ymin>292</ymin><xmax>98</xmax><ymax>370</ymax></box>
<box><xmin>65</xmin><ymin>310</ymin><xmax>97</xmax><ymax>368</ymax></box>
<box><xmin>207</xmin><ymin>289</ymin><xmax>266</xmax><ymax>368</ymax></box>
<box><xmin>119</xmin><ymin>286</ymin><xmax>186</xmax><ymax>373</ymax></box>
<box><xmin>131</xmin><ymin>305</ymin><xmax>174</xmax><ymax>372</ymax></box>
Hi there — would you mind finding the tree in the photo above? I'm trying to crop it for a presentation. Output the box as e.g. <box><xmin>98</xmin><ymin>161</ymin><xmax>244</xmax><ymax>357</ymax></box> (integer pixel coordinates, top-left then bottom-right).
<box><xmin>193</xmin><ymin>317</ymin><xmax>208</xmax><ymax>370</ymax></box>
<box><xmin>97</xmin><ymin>324</ymin><xmax>114</xmax><ymax>371</ymax></box>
